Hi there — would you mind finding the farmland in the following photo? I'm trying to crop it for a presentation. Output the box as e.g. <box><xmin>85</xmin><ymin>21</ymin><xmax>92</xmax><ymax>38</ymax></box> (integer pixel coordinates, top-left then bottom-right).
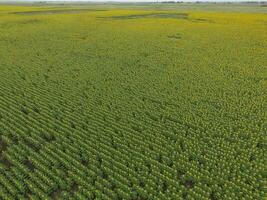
<box><xmin>0</xmin><ymin>3</ymin><xmax>266</xmax><ymax>200</ymax></box>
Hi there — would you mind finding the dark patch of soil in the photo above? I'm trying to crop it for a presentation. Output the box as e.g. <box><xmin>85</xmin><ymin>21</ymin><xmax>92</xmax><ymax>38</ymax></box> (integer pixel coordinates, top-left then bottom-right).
<box><xmin>81</xmin><ymin>159</ymin><xmax>88</xmax><ymax>166</ymax></box>
<box><xmin>184</xmin><ymin>179</ymin><xmax>195</xmax><ymax>189</ymax></box>
<box><xmin>41</xmin><ymin>133</ymin><xmax>56</xmax><ymax>143</ymax></box>
<box><xmin>176</xmin><ymin>169</ymin><xmax>185</xmax><ymax>179</ymax></box>
<box><xmin>162</xmin><ymin>181</ymin><xmax>168</xmax><ymax>192</ymax></box>
<box><xmin>0</xmin><ymin>137</ymin><xmax>8</xmax><ymax>153</ymax></box>
<box><xmin>20</xmin><ymin>107</ymin><xmax>30</xmax><ymax>115</ymax></box>
<box><xmin>0</xmin><ymin>156</ymin><xmax>12</xmax><ymax>169</ymax></box>
<box><xmin>131</xmin><ymin>125</ymin><xmax>143</xmax><ymax>133</ymax></box>
<box><xmin>23</xmin><ymin>158</ymin><xmax>35</xmax><ymax>172</ymax></box>
<box><xmin>71</xmin><ymin>182</ymin><xmax>79</xmax><ymax>194</ymax></box>
<box><xmin>51</xmin><ymin>188</ymin><xmax>63</xmax><ymax>200</ymax></box>
<box><xmin>182</xmin><ymin>191</ymin><xmax>188</xmax><ymax>199</ymax></box>
<box><xmin>256</xmin><ymin>141</ymin><xmax>265</xmax><ymax>149</ymax></box>
<box><xmin>25</xmin><ymin>186</ymin><xmax>33</xmax><ymax>199</ymax></box>
<box><xmin>209</xmin><ymin>191</ymin><xmax>217</xmax><ymax>200</ymax></box>
<box><xmin>0</xmin><ymin>137</ymin><xmax>11</xmax><ymax>169</ymax></box>
<box><xmin>23</xmin><ymin>139</ymin><xmax>41</xmax><ymax>152</ymax></box>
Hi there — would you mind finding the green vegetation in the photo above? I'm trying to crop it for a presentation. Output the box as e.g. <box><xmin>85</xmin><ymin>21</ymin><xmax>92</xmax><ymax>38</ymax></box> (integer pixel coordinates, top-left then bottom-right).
<box><xmin>0</xmin><ymin>4</ymin><xmax>266</xmax><ymax>200</ymax></box>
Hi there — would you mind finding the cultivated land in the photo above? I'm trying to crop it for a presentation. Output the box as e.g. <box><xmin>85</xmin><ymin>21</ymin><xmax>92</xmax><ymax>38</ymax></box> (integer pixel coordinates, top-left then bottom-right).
<box><xmin>0</xmin><ymin>3</ymin><xmax>266</xmax><ymax>200</ymax></box>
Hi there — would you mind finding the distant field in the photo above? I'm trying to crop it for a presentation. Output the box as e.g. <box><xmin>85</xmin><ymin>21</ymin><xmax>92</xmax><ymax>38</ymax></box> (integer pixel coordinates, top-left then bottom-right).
<box><xmin>0</xmin><ymin>4</ymin><xmax>266</xmax><ymax>200</ymax></box>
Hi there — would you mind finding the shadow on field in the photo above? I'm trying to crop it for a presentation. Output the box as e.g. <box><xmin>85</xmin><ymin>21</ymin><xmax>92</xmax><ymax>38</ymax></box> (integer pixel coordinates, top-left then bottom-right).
<box><xmin>167</xmin><ymin>33</ymin><xmax>182</xmax><ymax>39</ymax></box>
<box><xmin>100</xmin><ymin>13</ymin><xmax>214</xmax><ymax>23</ymax></box>
<box><xmin>16</xmin><ymin>19</ymin><xmax>42</xmax><ymax>25</ymax></box>
<box><xmin>101</xmin><ymin>13</ymin><xmax>189</xmax><ymax>20</ymax></box>
<box><xmin>0</xmin><ymin>137</ymin><xmax>12</xmax><ymax>169</ymax></box>
<box><xmin>191</xmin><ymin>18</ymin><xmax>214</xmax><ymax>23</ymax></box>
<box><xmin>10</xmin><ymin>9</ymin><xmax>107</xmax><ymax>15</ymax></box>
<box><xmin>0</xmin><ymin>19</ymin><xmax>42</xmax><ymax>28</ymax></box>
